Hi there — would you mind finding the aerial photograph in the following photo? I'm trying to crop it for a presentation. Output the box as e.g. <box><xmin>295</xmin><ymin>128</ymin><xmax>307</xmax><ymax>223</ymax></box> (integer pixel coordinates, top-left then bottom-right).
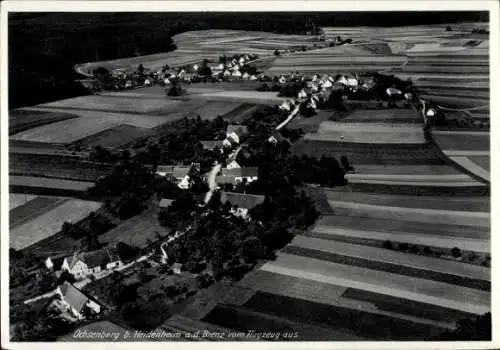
<box><xmin>4</xmin><ymin>8</ymin><xmax>493</xmax><ymax>344</ymax></box>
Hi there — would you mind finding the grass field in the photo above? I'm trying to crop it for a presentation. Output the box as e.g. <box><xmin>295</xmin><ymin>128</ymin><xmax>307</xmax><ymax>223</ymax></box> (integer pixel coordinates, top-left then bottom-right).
<box><xmin>191</xmin><ymin>90</ymin><xmax>286</xmax><ymax>104</ymax></box>
<box><xmin>10</xmin><ymin>199</ymin><xmax>101</xmax><ymax>250</ymax></box>
<box><xmin>340</xmin><ymin>109</ymin><xmax>421</xmax><ymax>124</ymax></box>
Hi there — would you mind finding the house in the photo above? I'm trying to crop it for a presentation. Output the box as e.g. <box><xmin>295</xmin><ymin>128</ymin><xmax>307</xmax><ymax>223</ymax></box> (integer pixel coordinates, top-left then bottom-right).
<box><xmin>426</xmin><ymin>108</ymin><xmax>436</xmax><ymax>117</ymax></box>
<box><xmin>242</xmin><ymin>72</ymin><xmax>250</xmax><ymax>80</ymax></box>
<box><xmin>156</xmin><ymin>165</ymin><xmax>175</xmax><ymax>177</ymax></box>
<box><xmin>216</xmin><ymin>63</ymin><xmax>225</xmax><ymax>70</ymax></box>
<box><xmin>298</xmin><ymin>89</ymin><xmax>308</xmax><ymax>99</ymax></box>
<box><xmin>239</xmin><ymin>57</ymin><xmax>246</xmax><ymax>64</ymax></box>
<box><xmin>231</xmin><ymin>58</ymin><xmax>238</xmax><ymax>66</ymax></box>
<box><xmin>159</xmin><ymin>198</ymin><xmax>174</xmax><ymax>209</ymax></box>
<box><xmin>322</xmin><ymin>79</ymin><xmax>333</xmax><ymax>89</ymax></box>
<box><xmin>223</xmin><ymin>70</ymin><xmax>232</xmax><ymax>77</ymax></box>
<box><xmin>220</xmin><ymin>192</ymin><xmax>265</xmax><ymax>219</ymax></box>
<box><xmin>215</xmin><ymin>175</ymin><xmax>239</xmax><ymax>186</ymax></box>
<box><xmin>45</xmin><ymin>253</ymin><xmax>72</xmax><ymax>272</ymax></box>
<box><xmin>172</xmin><ymin>263</ymin><xmax>183</xmax><ymax>274</ymax></box>
<box><xmin>279</xmin><ymin>100</ymin><xmax>294</xmax><ymax>111</ymax></box>
<box><xmin>312</xmin><ymin>74</ymin><xmax>319</xmax><ymax>82</ymax></box>
<box><xmin>404</xmin><ymin>92</ymin><xmax>413</xmax><ymax>100</ymax></box>
<box><xmin>279</xmin><ymin>76</ymin><xmax>287</xmax><ymax>84</ymax></box>
<box><xmin>232</xmin><ymin>70</ymin><xmax>242</xmax><ymax>78</ymax></box>
<box><xmin>226</xmin><ymin>125</ymin><xmax>248</xmax><ymax>144</ymax></box>
<box><xmin>144</xmin><ymin>78</ymin><xmax>151</xmax><ymax>86</ymax></box>
<box><xmin>125</xmin><ymin>80</ymin><xmax>133</xmax><ymax>88</ymax></box>
<box><xmin>336</xmin><ymin>75</ymin><xmax>348</xmax><ymax>85</ymax></box>
<box><xmin>200</xmin><ymin>140</ymin><xmax>225</xmax><ymax>152</ymax></box>
<box><xmin>386</xmin><ymin>87</ymin><xmax>402</xmax><ymax>96</ymax></box>
<box><xmin>310</xmin><ymin>82</ymin><xmax>320</xmax><ymax>92</ymax></box>
<box><xmin>346</xmin><ymin>77</ymin><xmax>358</xmax><ymax>87</ymax></box>
<box><xmin>164</xmin><ymin>78</ymin><xmax>171</xmax><ymax>85</ymax></box>
<box><xmin>249</xmin><ymin>74</ymin><xmax>258</xmax><ymax>81</ymax></box>
<box><xmin>54</xmin><ymin>282</ymin><xmax>101</xmax><ymax>320</ymax></box>
<box><xmin>193</xmin><ymin>64</ymin><xmax>199</xmax><ymax>71</ymax></box>
<box><xmin>267</xmin><ymin>132</ymin><xmax>288</xmax><ymax>145</ymax></box>
<box><xmin>220</xmin><ymin>167</ymin><xmax>259</xmax><ymax>183</ymax></box>
<box><xmin>63</xmin><ymin>249</ymin><xmax>123</xmax><ymax>279</ymax></box>
<box><xmin>171</xmin><ymin>166</ymin><xmax>192</xmax><ymax>189</ymax></box>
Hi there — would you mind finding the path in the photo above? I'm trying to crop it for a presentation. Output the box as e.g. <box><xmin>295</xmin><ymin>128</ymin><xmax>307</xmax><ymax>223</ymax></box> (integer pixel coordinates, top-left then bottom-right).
<box><xmin>204</xmin><ymin>162</ymin><xmax>222</xmax><ymax>204</ymax></box>
<box><xmin>276</xmin><ymin>105</ymin><xmax>300</xmax><ymax>130</ymax></box>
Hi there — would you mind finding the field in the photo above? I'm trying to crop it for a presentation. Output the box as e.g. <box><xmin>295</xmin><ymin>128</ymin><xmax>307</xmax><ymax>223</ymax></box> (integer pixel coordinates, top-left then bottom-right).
<box><xmin>10</xmin><ymin>153</ymin><xmax>113</xmax><ymax>181</ymax></box>
<box><xmin>98</xmin><ymin>209</ymin><xmax>169</xmax><ymax>249</ymax></box>
<box><xmin>10</xmin><ymin>198</ymin><xmax>101</xmax><ymax>250</ymax></box>
<box><xmin>69</xmin><ymin>124</ymin><xmax>154</xmax><ymax>149</ymax></box>
<box><xmin>303</xmin><ymin>122</ymin><xmax>426</xmax><ymax>144</ymax></box>
<box><xmin>261</xmin><ymin>253</ymin><xmax>489</xmax><ymax>314</ymax></box>
<box><xmin>10</xmin><ymin>196</ymin><xmax>69</xmax><ymax>227</ymax></box>
<box><xmin>9</xmin><ymin>110</ymin><xmax>80</xmax><ymax>136</ymax></box>
<box><xmin>9</xmin><ymin>193</ymin><xmax>38</xmax><ymax>210</ymax></box>
<box><xmin>285</xmin><ymin>235</ymin><xmax>489</xmax><ymax>288</ymax></box>
<box><xmin>187</xmin><ymin>90</ymin><xmax>286</xmax><ymax>104</ymax></box>
<box><xmin>432</xmin><ymin>130</ymin><xmax>490</xmax><ymax>183</ymax></box>
<box><xmin>340</xmin><ymin>109</ymin><xmax>421</xmax><ymax>124</ymax></box>
<box><xmin>9</xmin><ymin>176</ymin><xmax>95</xmax><ymax>192</ymax></box>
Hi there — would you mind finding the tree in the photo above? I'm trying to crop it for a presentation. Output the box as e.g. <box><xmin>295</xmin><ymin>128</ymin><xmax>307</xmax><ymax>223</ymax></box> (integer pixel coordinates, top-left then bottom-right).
<box><xmin>435</xmin><ymin>313</ymin><xmax>491</xmax><ymax>340</ymax></box>
<box><xmin>398</xmin><ymin>243</ymin><xmax>409</xmax><ymax>251</ymax></box>
<box><xmin>93</xmin><ymin>66</ymin><xmax>110</xmax><ymax>77</ymax></box>
<box><xmin>445</xmin><ymin>25</ymin><xmax>452</xmax><ymax>31</ymax></box>
<box><xmin>138</xmin><ymin>64</ymin><xmax>145</xmax><ymax>75</ymax></box>
<box><xmin>58</xmin><ymin>271</ymin><xmax>76</xmax><ymax>285</ymax></box>
<box><xmin>451</xmin><ymin>247</ymin><xmax>462</xmax><ymax>258</ymax></box>
<box><xmin>340</xmin><ymin>155</ymin><xmax>353</xmax><ymax>172</ymax></box>
<box><xmin>274</xmin><ymin>49</ymin><xmax>280</xmax><ymax>56</ymax></box>
<box><xmin>382</xmin><ymin>240</ymin><xmax>393</xmax><ymax>249</ymax></box>
<box><xmin>423</xmin><ymin>246</ymin><xmax>432</xmax><ymax>255</ymax></box>
<box><xmin>161</xmin><ymin>64</ymin><xmax>170</xmax><ymax>72</ymax></box>
<box><xmin>167</xmin><ymin>85</ymin><xmax>182</xmax><ymax>96</ymax></box>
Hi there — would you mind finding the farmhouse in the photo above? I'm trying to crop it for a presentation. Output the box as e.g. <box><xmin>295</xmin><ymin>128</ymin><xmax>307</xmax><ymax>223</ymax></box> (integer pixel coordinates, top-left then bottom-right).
<box><xmin>279</xmin><ymin>76</ymin><xmax>287</xmax><ymax>84</ymax></box>
<box><xmin>200</xmin><ymin>140</ymin><xmax>225</xmax><ymax>152</ymax></box>
<box><xmin>386</xmin><ymin>87</ymin><xmax>402</xmax><ymax>96</ymax></box>
<box><xmin>232</xmin><ymin>70</ymin><xmax>243</xmax><ymax>78</ymax></box>
<box><xmin>219</xmin><ymin>167</ymin><xmax>259</xmax><ymax>183</ymax></box>
<box><xmin>226</xmin><ymin>125</ymin><xmax>248</xmax><ymax>144</ymax></box>
<box><xmin>279</xmin><ymin>100</ymin><xmax>295</xmax><ymax>111</ymax></box>
<box><xmin>298</xmin><ymin>89</ymin><xmax>308</xmax><ymax>99</ymax></box>
<box><xmin>220</xmin><ymin>192</ymin><xmax>265</xmax><ymax>219</ymax></box>
<box><xmin>63</xmin><ymin>249</ymin><xmax>123</xmax><ymax>279</ymax></box>
<box><xmin>54</xmin><ymin>282</ymin><xmax>101</xmax><ymax>320</ymax></box>
<box><xmin>242</xmin><ymin>72</ymin><xmax>250</xmax><ymax>80</ymax></box>
<box><xmin>268</xmin><ymin>132</ymin><xmax>288</xmax><ymax>145</ymax></box>
<box><xmin>156</xmin><ymin>165</ymin><xmax>175</xmax><ymax>177</ymax></box>
<box><xmin>159</xmin><ymin>198</ymin><xmax>174</xmax><ymax>209</ymax></box>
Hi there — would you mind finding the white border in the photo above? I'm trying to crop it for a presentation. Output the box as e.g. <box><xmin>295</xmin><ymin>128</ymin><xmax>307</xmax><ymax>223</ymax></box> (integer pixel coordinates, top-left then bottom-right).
<box><xmin>1</xmin><ymin>1</ymin><xmax>498</xmax><ymax>350</ymax></box>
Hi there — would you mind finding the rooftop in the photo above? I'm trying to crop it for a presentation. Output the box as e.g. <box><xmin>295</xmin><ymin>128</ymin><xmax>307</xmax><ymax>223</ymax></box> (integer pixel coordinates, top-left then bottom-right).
<box><xmin>220</xmin><ymin>192</ymin><xmax>265</xmax><ymax>209</ymax></box>
<box><xmin>59</xmin><ymin>282</ymin><xmax>91</xmax><ymax>313</ymax></box>
<box><xmin>221</xmin><ymin>167</ymin><xmax>259</xmax><ymax>178</ymax></box>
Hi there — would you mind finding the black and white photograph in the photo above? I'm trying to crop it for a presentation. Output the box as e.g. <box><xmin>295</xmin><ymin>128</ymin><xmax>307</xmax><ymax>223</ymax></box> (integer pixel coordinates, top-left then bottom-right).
<box><xmin>1</xmin><ymin>1</ymin><xmax>498</xmax><ymax>348</ymax></box>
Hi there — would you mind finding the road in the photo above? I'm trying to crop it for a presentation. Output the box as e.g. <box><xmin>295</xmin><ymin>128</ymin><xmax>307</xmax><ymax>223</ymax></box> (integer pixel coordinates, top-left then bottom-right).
<box><xmin>204</xmin><ymin>162</ymin><xmax>222</xmax><ymax>204</ymax></box>
<box><xmin>276</xmin><ymin>105</ymin><xmax>300</xmax><ymax>130</ymax></box>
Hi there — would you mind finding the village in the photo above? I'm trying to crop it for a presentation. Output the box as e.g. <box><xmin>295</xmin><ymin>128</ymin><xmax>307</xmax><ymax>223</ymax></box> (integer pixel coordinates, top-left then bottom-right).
<box><xmin>8</xmin><ymin>12</ymin><xmax>491</xmax><ymax>343</ymax></box>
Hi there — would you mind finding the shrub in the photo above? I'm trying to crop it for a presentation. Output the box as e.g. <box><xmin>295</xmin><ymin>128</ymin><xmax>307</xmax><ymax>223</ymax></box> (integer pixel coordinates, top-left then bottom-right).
<box><xmin>423</xmin><ymin>246</ymin><xmax>432</xmax><ymax>255</ymax></box>
<box><xmin>382</xmin><ymin>240</ymin><xmax>393</xmax><ymax>249</ymax></box>
<box><xmin>398</xmin><ymin>243</ymin><xmax>409</xmax><ymax>251</ymax></box>
<box><xmin>451</xmin><ymin>247</ymin><xmax>462</xmax><ymax>258</ymax></box>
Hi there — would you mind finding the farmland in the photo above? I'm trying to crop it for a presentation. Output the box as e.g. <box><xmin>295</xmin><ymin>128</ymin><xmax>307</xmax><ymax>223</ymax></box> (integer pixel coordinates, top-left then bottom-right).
<box><xmin>10</xmin><ymin>198</ymin><xmax>101</xmax><ymax>250</ymax></box>
<box><xmin>8</xmin><ymin>18</ymin><xmax>492</xmax><ymax>341</ymax></box>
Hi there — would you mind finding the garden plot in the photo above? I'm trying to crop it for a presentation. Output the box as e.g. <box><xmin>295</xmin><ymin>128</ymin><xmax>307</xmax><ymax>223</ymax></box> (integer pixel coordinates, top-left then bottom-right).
<box><xmin>9</xmin><ymin>194</ymin><xmax>38</xmax><ymax>210</ymax></box>
<box><xmin>304</xmin><ymin>122</ymin><xmax>426</xmax><ymax>144</ymax></box>
<box><xmin>287</xmin><ymin>235</ymin><xmax>490</xmax><ymax>285</ymax></box>
<box><xmin>310</xmin><ymin>225</ymin><xmax>489</xmax><ymax>253</ymax></box>
<box><xmin>433</xmin><ymin>131</ymin><xmax>490</xmax><ymax>151</ymax></box>
<box><xmin>10</xmin><ymin>199</ymin><xmax>101</xmax><ymax>250</ymax></box>
<box><xmin>261</xmin><ymin>253</ymin><xmax>490</xmax><ymax>315</ymax></box>
<box><xmin>325</xmin><ymin>200</ymin><xmax>489</xmax><ymax>228</ymax></box>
